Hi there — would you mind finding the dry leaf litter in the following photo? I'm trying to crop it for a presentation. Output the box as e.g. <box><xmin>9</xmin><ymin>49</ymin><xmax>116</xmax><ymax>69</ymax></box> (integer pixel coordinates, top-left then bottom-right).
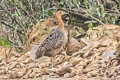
<box><xmin>0</xmin><ymin>19</ymin><xmax>120</xmax><ymax>80</ymax></box>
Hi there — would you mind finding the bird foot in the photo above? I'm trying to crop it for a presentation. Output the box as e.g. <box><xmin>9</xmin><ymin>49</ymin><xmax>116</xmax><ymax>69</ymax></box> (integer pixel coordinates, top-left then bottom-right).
<box><xmin>62</xmin><ymin>50</ymin><xmax>67</xmax><ymax>57</ymax></box>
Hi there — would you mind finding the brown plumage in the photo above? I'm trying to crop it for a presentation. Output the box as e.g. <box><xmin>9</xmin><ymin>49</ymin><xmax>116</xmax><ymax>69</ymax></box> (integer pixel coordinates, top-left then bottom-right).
<box><xmin>30</xmin><ymin>11</ymin><xmax>68</xmax><ymax>60</ymax></box>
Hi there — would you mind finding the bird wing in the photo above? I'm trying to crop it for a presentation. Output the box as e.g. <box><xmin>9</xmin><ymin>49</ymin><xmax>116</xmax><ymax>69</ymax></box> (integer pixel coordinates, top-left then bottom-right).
<box><xmin>43</xmin><ymin>28</ymin><xmax>64</xmax><ymax>49</ymax></box>
<box><xmin>34</xmin><ymin>28</ymin><xmax>64</xmax><ymax>58</ymax></box>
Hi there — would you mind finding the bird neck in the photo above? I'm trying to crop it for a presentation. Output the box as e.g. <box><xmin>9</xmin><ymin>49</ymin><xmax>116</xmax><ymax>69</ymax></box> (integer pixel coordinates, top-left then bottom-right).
<box><xmin>57</xmin><ymin>16</ymin><xmax>65</xmax><ymax>32</ymax></box>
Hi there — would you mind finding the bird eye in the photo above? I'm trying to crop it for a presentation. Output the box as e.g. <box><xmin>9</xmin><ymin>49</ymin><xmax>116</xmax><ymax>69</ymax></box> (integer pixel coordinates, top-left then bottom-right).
<box><xmin>53</xmin><ymin>22</ymin><xmax>58</xmax><ymax>25</ymax></box>
<box><xmin>59</xmin><ymin>11</ymin><xmax>62</xmax><ymax>14</ymax></box>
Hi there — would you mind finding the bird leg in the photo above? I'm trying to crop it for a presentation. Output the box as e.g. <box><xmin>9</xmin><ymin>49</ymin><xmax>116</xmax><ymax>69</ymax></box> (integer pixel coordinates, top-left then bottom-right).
<box><xmin>50</xmin><ymin>50</ymin><xmax>55</xmax><ymax>68</ymax></box>
<box><xmin>51</xmin><ymin>56</ymin><xmax>54</xmax><ymax>68</ymax></box>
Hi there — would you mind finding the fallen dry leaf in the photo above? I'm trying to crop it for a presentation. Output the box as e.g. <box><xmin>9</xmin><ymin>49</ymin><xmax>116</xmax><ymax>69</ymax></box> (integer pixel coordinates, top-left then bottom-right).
<box><xmin>1</xmin><ymin>22</ymin><xmax>120</xmax><ymax>80</ymax></box>
<box><xmin>67</xmin><ymin>38</ymin><xmax>81</xmax><ymax>55</ymax></box>
<box><xmin>104</xmin><ymin>50</ymin><xmax>115</xmax><ymax>61</ymax></box>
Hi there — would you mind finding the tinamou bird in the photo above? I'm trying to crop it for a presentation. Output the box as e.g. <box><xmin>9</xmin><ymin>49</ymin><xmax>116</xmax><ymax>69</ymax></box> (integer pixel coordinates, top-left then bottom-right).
<box><xmin>29</xmin><ymin>11</ymin><xmax>68</xmax><ymax>63</ymax></box>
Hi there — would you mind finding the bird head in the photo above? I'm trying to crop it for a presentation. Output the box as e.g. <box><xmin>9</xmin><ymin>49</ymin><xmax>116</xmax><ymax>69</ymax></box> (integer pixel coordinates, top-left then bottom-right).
<box><xmin>55</xmin><ymin>10</ymin><xmax>66</xmax><ymax>19</ymax></box>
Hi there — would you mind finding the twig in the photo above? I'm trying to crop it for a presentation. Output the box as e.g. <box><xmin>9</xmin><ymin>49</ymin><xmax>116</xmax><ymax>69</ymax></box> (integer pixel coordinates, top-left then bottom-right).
<box><xmin>52</xmin><ymin>2</ymin><xmax>89</xmax><ymax>19</ymax></box>
<box><xmin>1</xmin><ymin>21</ymin><xmax>25</xmax><ymax>35</ymax></box>
<box><xmin>80</xmin><ymin>9</ymin><xmax>105</xmax><ymax>25</ymax></box>
<box><xmin>17</xmin><ymin>31</ymin><xmax>24</xmax><ymax>45</ymax></box>
<box><xmin>51</xmin><ymin>1</ymin><xmax>105</xmax><ymax>25</ymax></box>
<box><xmin>0</xmin><ymin>5</ymin><xmax>25</xmax><ymax>31</ymax></box>
<box><xmin>66</xmin><ymin>14</ymin><xmax>72</xmax><ymax>53</ymax></box>
<box><xmin>66</xmin><ymin>28</ymin><xmax>70</xmax><ymax>53</ymax></box>
<box><xmin>69</xmin><ymin>8</ymin><xmax>105</xmax><ymax>25</ymax></box>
